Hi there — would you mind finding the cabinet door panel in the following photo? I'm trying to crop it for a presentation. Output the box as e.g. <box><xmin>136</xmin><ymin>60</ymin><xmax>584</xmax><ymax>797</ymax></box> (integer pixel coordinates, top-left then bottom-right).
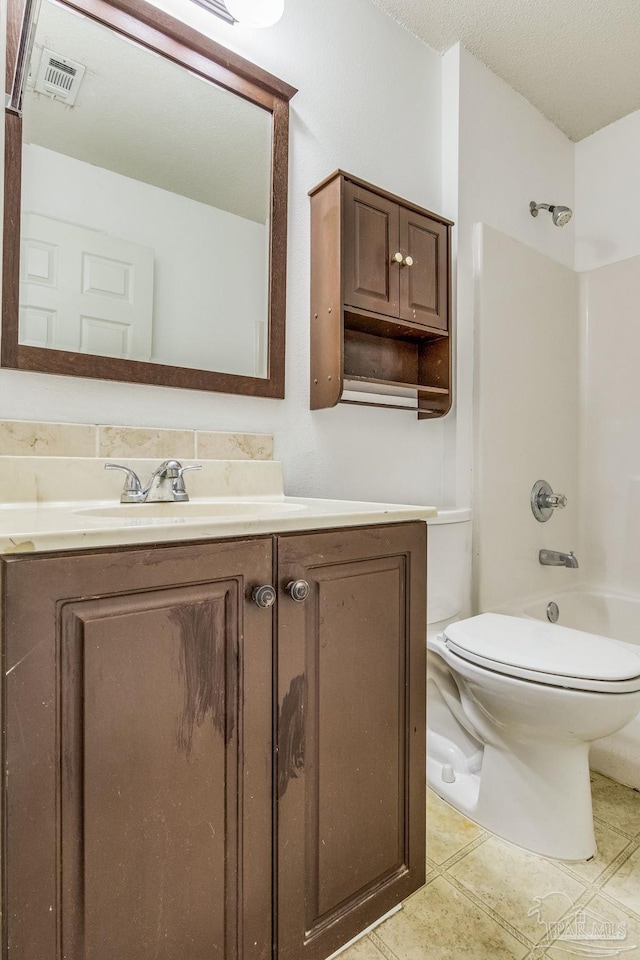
<box><xmin>343</xmin><ymin>182</ymin><xmax>399</xmax><ymax>317</ymax></box>
<box><xmin>276</xmin><ymin>523</ymin><xmax>427</xmax><ymax>960</ymax></box>
<box><xmin>399</xmin><ymin>209</ymin><xmax>448</xmax><ymax>330</ymax></box>
<box><xmin>2</xmin><ymin>539</ymin><xmax>273</xmax><ymax>960</ymax></box>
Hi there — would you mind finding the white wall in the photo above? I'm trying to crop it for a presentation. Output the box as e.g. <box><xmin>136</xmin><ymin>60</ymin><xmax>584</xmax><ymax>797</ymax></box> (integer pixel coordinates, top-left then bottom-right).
<box><xmin>575</xmin><ymin>109</ymin><xmax>640</xmax><ymax>273</ymax></box>
<box><xmin>580</xmin><ymin>255</ymin><xmax>640</xmax><ymax>593</ymax></box>
<box><xmin>475</xmin><ymin>225</ymin><xmax>579</xmax><ymax>610</ymax></box>
<box><xmin>1</xmin><ymin>0</ymin><xmax>447</xmax><ymax>506</ymax></box>
<box><xmin>22</xmin><ymin>144</ymin><xmax>267</xmax><ymax>376</ymax></box>
<box><xmin>457</xmin><ymin>46</ymin><xmax>575</xmax><ymax>272</ymax></box>
<box><xmin>574</xmin><ymin>110</ymin><xmax>640</xmax><ymax>594</ymax></box>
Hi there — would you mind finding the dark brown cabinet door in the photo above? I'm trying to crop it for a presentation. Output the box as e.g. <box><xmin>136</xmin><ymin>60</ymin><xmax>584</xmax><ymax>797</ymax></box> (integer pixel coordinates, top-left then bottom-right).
<box><xmin>399</xmin><ymin>207</ymin><xmax>449</xmax><ymax>331</ymax></box>
<box><xmin>343</xmin><ymin>181</ymin><xmax>400</xmax><ymax>318</ymax></box>
<box><xmin>1</xmin><ymin>538</ymin><xmax>273</xmax><ymax>960</ymax></box>
<box><xmin>276</xmin><ymin>523</ymin><xmax>427</xmax><ymax>960</ymax></box>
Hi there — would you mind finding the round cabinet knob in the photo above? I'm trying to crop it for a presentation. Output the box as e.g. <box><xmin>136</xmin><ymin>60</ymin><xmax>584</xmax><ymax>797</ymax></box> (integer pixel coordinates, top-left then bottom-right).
<box><xmin>392</xmin><ymin>251</ymin><xmax>404</xmax><ymax>264</ymax></box>
<box><xmin>252</xmin><ymin>584</ymin><xmax>277</xmax><ymax>608</ymax></box>
<box><xmin>403</xmin><ymin>255</ymin><xmax>414</xmax><ymax>267</ymax></box>
<box><xmin>286</xmin><ymin>580</ymin><xmax>310</xmax><ymax>603</ymax></box>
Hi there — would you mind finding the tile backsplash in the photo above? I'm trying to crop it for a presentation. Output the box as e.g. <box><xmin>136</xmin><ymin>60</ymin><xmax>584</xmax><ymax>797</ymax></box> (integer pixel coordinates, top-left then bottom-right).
<box><xmin>0</xmin><ymin>420</ymin><xmax>273</xmax><ymax>461</ymax></box>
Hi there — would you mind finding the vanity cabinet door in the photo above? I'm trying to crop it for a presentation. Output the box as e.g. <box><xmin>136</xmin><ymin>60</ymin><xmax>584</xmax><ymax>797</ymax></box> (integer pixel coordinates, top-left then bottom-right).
<box><xmin>1</xmin><ymin>538</ymin><xmax>273</xmax><ymax>960</ymax></box>
<box><xmin>275</xmin><ymin>522</ymin><xmax>427</xmax><ymax>960</ymax></box>
<box><xmin>399</xmin><ymin>207</ymin><xmax>449</xmax><ymax>331</ymax></box>
<box><xmin>343</xmin><ymin>181</ymin><xmax>400</xmax><ymax>318</ymax></box>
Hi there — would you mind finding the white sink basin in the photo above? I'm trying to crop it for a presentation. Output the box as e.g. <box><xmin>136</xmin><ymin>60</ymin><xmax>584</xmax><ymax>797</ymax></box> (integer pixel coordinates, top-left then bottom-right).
<box><xmin>76</xmin><ymin>501</ymin><xmax>305</xmax><ymax>522</ymax></box>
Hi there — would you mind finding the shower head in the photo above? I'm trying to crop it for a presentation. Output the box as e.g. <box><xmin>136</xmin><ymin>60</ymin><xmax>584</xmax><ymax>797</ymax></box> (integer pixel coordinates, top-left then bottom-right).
<box><xmin>551</xmin><ymin>205</ymin><xmax>573</xmax><ymax>227</ymax></box>
<box><xmin>529</xmin><ymin>201</ymin><xmax>573</xmax><ymax>227</ymax></box>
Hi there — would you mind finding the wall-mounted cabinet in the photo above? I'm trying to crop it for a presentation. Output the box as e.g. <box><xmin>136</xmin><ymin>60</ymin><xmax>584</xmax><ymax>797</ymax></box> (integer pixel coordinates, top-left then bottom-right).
<box><xmin>310</xmin><ymin>172</ymin><xmax>454</xmax><ymax>419</ymax></box>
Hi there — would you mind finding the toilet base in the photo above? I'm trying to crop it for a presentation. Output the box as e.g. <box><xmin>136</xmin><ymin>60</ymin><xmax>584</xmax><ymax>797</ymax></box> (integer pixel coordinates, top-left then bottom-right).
<box><xmin>477</xmin><ymin>740</ymin><xmax>596</xmax><ymax>860</ymax></box>
<box><xmin>427</xmin><ymin>741</ymin><xmax>597</xmax><ymax>861</ymax></box>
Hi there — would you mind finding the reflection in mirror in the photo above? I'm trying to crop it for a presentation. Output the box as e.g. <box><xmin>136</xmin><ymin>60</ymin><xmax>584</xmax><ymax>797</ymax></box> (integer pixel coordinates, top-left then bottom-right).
<box><xmin>4</xmin><ymin>0</ymin><xmax>295</xmax><ymax>396</ymax></box>
<box><xmin>20</xmin><ymin>0</ymin><xmax>272</xmax><ymax>378</ymax></box>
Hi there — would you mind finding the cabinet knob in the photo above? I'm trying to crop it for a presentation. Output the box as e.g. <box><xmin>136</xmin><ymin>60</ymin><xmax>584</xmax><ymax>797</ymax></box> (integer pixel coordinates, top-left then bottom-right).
<box><xmin>286</xmin><ymin>580</ymin><xmax>310</xmax><ymax>603</ymax></box>
<box><xmin>403</xmin><ymin>255</ymin><xmax>414</xmax><ymax>267</ymax></box>
<box><xmin>391</xmin><ymin>251</ymin><xmax>404</xmax><ymax>264</ymax></box>
<box><xmin>252</xmin><ymin>585</ymin><xmax>277</xmax><ymax>608</ymax></box>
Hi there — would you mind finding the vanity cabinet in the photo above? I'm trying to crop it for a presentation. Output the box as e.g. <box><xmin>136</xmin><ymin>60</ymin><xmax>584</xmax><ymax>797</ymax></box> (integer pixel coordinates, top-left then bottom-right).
<box><xmin>1</xmin><ymin>522</ymin><xmax>426</xmax><ymax>960</ymax></box>
<box><xmin>310</xmin><ymin>171</ymin><xmax>453</xmax><ymax>418</ymax></box>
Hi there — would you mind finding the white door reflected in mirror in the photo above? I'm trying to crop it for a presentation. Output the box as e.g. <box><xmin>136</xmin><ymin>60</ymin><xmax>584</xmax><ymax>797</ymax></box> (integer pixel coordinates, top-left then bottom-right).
<box><xmin>20</xmin><ymin>213</ymin><xmax>154</xmax><ymax>358</ymax></box>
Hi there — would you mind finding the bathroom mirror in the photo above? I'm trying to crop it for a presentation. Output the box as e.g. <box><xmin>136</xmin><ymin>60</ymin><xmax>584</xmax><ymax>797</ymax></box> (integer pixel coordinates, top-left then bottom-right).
<box><xmin>2</xmin><ymin>0</ymin><xmax>296</xmax><ymax>397</ymax></box>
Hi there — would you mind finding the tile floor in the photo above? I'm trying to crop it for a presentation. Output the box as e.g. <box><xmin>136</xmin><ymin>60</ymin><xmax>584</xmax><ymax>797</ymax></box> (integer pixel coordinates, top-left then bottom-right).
<box><xmin>340</xmin><ymin>772</ymin><xmax>640</xmax><ymax>960</ymax></box>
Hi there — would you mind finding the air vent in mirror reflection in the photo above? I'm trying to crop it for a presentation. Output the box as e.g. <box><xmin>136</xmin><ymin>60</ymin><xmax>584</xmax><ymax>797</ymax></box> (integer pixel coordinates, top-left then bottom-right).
<box><xmin>34</xmin><ymin>48</ymin><xmax>86</xmax><ymax>106</ymax></box>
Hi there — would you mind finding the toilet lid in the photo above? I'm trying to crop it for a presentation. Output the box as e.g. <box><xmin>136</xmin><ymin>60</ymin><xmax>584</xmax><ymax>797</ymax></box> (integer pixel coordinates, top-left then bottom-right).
<box><xmin>444</xmin><ymin>613</ymin><xmax>640</xmax><ymax>687</ymax></box>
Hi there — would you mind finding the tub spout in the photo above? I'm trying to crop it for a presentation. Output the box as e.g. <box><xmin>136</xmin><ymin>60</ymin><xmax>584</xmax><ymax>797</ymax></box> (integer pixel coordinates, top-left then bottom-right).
<box><xmin>539</xmin><ymin>549</ymin><xmax>579</xmax><ymax>569</ymax></box>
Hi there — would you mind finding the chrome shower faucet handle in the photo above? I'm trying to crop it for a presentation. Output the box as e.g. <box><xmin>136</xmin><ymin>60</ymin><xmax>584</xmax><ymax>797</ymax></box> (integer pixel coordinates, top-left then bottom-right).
<box><xmin>531</xmin><ymin>480</ymin><xmax>568</xmax><ymax>522</ymax></box>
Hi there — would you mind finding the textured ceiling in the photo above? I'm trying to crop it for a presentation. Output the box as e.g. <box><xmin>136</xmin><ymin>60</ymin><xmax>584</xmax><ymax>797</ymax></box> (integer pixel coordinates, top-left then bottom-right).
<box><xmin>371</xmin><ymin>0</ymin><xmax>640</xmax><ymax>141</ymax></box>
<box><xmin>24</xmin><ymin>0</ymin><xmax>272</xmax><ymax>222</ymax></box>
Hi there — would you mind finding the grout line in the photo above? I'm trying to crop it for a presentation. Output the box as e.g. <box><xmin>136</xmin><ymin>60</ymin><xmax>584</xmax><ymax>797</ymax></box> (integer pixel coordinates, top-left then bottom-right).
<box><xmin>359</xmin><ymin>936</ymin><xmax>388</xmax><ymax>960</ymax></box>
<box><xmin>563</xmin><ymin>883</ymin><xmax>598</xmax><ymax>913</ymax></box>
<box><xmin>594</xmin><ymin>836</ymin><xmax>640</xmax><ymax>889</ymax></box>
<box><xmin>596</xmin><ymin>886</ymin><xmax>640</xmax><ymax>924</ymax></box>
<box><xmin>552</xmin><ymin>832</ymin><xmax>635</xmax><ymax>886</ymax></box>
<box><xmin>552</xmin><ymin>861</ymin><xmax>587</xmax><ymax>883</ymax></box>
<box><xmin>592</xmin><ymin>814</ymin><xmax>636</xmax><ymax>841</ymax></box>
<box><xmin>429</xmin><ymin>831</ymin><xmax>489</xmax><ymax>871</ymax></box>
<box><xmin>420</xmin><ymin>870</ymin><xmax>439</xmax><ymax>889</ymax></box>
<box><xmin>443</xmin><ymin>873</ymin><xmax>534</xmax><ymax>949</ymax></box>
<box><xmin>368</xmin><ymin>931</ymin><xmax>401</xmax><ymax>960</ymax></box>
<box><xmin>533</xmin><ymin>885</ymin><xmax>600</xmax><ymax>958</ymax></box>
<box><xmin>524</xmin><ymin>944</ymin><xmax>552</xmax><ymax>960</ymax></box>
<box><xmin>540</xmin><ymin>884</ymin><xmax>640</xmax><ymax>957</ymax></box>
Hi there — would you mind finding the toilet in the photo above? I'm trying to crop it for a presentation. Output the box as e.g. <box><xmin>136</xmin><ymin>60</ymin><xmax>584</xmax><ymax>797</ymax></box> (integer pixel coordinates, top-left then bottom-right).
<box><xmin>426</xmin><ymin>513</ymin><xmax>640</xmax><ymax>861</ymax></box>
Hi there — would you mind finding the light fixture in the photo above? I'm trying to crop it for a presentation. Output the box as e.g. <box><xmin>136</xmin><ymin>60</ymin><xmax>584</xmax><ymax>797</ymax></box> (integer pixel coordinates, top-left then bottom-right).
<box><xmin>194</xmin><ymin>0</ymin><xmax>284</xmax><ymax>27</ymax></box>
<box><xmin>225</xmin><ymin>0</ymin><xmax>284</xmax><ymax>26</ymax></box>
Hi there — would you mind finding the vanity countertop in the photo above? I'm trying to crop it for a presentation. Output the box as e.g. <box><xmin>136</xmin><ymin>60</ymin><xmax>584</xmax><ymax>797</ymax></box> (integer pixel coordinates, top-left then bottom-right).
<box><xmin>0</xmin><ymin>457</ymin><xmax>436</xmax><ymax>554</ymax></box>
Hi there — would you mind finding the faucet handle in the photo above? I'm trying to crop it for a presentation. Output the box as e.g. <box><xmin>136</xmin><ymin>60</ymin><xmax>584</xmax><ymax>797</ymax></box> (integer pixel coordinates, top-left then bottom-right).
<box><xmin>173</xmin><ymin>463</ymin><xmax>202</xmax><ymax>500</ymax></box>
<box><xmin>541</xmin><ymin>492</ymin><xmax>567</xmax><ymax>510</ymax></box>
<box><xmin>105</xmin><ymin>463</ymin><xmax>144</xmax><ymax>503</ymax></box>
<box><xmin>531</xmin><ymin>480</ymin><xmax>568</xmax><ymax>522</ymax></box>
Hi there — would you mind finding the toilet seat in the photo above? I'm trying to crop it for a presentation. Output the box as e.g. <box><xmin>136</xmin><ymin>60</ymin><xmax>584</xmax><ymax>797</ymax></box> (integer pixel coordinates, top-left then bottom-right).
<box><xmin>443</xmin><ymin>613</ymin><xmax>640</xmax><ymax>694</ymax></box>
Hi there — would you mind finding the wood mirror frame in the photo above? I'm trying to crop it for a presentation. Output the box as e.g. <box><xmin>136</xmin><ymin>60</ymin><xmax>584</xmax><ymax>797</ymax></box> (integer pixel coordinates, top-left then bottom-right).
<box><xmin>2</xmin><ymin>0</ymin><xmax>297</xmax><ymax>397</ymax></box>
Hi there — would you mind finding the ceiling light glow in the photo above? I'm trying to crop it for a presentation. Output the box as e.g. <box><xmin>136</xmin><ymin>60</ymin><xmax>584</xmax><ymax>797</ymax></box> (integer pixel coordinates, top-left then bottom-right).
<box><xmin>225</xmin><ymin>0</ymin><xmax>284</xmax><ymax>27</ymax></box>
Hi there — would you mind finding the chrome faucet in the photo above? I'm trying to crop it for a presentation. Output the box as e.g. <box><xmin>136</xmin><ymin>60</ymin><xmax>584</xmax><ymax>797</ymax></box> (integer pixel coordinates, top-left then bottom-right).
<box><xmin>106</xmin><ymin>460</ymin><xmax>202</xmax><ymax>503</ymax></box>
<box><xmin>539</xmin><ymin>549</ymin><xmax>579</xmax><ymax>569</ymax></box>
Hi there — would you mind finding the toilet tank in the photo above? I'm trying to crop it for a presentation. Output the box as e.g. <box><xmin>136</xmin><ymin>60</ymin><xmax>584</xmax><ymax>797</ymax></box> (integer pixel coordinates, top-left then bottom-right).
<box><xmin>426</xmin><ymin>508</ymin><xmax>472</xmax><ymax>626</ymax></box>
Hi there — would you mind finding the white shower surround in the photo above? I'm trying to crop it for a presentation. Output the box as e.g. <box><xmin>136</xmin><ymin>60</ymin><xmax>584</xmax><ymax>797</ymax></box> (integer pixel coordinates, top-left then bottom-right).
<box><xmin>476</xmin><ymin>226</ymin><xmax>640</xmax><ymax>792</ymax></box>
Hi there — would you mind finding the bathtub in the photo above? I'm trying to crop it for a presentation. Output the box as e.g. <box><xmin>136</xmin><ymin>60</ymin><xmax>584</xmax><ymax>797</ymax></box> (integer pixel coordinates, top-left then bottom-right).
<box><xmin>499</xmin><ymin>589</ymin><xmax>640</xmax><ymax>789</ymax></box>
